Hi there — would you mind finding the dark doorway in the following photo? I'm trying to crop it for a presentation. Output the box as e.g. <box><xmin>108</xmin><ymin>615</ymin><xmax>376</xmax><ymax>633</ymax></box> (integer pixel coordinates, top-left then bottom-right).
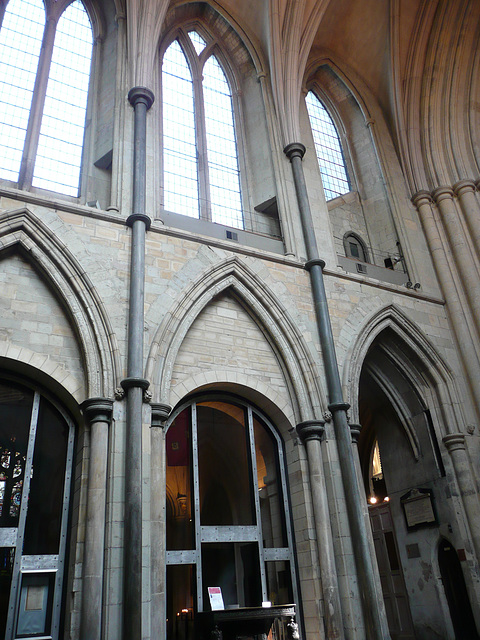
<box><xmin>369</xmin><ymin>503</ymin><xmax>415</xmax><ymax>640</ymax></box>
<box><xmin>438</xmin><ymin>539</ymin><xmax>478</xmax><ymax>639</ymax></box>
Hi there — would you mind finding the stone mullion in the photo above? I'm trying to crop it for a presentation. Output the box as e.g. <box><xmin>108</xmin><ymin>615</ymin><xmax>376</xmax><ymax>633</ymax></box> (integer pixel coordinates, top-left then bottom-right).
<box><xmin>193</xmin><ymin>62</ymin><xmax>211</xmax><ymax>221</ymax></box>
<box><xmin>18</xmin><ymin>16</ymin><xmax>56</xmax><ymax>189</ymax></box>
<box><xmin>79</xmin><ymin>398</ymin><xmax>114</xmax><ymax>640</ymax></box>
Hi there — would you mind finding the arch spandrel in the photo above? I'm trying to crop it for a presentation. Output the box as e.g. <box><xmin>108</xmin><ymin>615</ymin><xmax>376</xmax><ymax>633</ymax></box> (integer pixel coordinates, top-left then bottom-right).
<box><xmin>0</xmin><ymin>208</ymin><xmax>119</xmax><ymax>399</ymax></box>
<box><xmin>145</xmin><ymin>256</ymin><xmax>325</xmax><ymax>424</ymax></box>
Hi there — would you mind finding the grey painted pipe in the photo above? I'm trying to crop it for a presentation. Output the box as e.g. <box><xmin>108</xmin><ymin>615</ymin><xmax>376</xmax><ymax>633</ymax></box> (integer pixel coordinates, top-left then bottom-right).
<box><xmin>284</xmin><ymin>142</ymin><xmax>390</xmax><ymax>640</ymax></box>
<box><xmin>122</xmin><ymin>86</ymin><xmax>154</xmax><ymax>640</ymax></box>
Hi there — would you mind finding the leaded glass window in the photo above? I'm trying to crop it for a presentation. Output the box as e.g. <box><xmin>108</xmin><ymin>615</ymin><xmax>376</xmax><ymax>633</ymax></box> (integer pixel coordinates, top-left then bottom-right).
<box><xmin>161</xmin><ymin>30</ymin><xmax>243</xmax><ymax>229</ymax></box>
<box><xmin>305</xmin><ymin>91</ymin><xmax>350</xmax><ymax>201</ymax></box>
<box><xmin>0</xmin><ymin>0</ymin><xmax>93</xmax><ymax>197</ymax></box>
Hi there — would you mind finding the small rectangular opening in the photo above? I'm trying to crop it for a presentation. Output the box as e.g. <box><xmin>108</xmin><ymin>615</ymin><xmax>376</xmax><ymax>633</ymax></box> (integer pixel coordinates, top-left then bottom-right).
<box><xmin>225</xmin><ymin>230</ymin><xmax>238</xmax><ymax>242</ymax></box>
<box><xmin>356</xmin><ymin>263</ymin><xmax>368</xmax><ymax>274</ymax></box>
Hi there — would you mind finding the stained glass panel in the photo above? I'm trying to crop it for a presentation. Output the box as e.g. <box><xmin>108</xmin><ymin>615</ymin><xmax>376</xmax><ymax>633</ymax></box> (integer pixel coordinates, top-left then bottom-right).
<box><xmin>0</xmin><ymin>383</ymin><xmax>32</xmax><ymax>526</ymax></box>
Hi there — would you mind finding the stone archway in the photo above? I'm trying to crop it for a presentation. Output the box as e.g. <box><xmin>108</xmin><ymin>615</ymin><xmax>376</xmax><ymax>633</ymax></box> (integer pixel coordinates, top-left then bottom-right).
<box><xmin>356</xmin><ymin>325</ymin><xmax>479</xmax><ymax>639</ymax></box>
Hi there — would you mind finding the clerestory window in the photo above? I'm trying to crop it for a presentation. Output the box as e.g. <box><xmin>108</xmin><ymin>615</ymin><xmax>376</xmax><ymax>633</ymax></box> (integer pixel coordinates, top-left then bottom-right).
<box><xmin>305</xmin><ymin>91</ymin><xmax>350</xmax><ymax>201</ymax></box>
<box><xmin>161</xmin><ymin>29</ymin><xmax>243</xmax><ymax>229</ymax></box>
<box><xmin>0</xmin><ymin>0</ymin><xmax>93</xmax><ymax>197</ymax></box>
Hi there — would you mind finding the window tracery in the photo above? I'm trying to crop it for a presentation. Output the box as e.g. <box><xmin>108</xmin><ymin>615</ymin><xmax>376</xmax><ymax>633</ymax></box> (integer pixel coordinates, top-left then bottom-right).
<box><xmin>161</xmin><ymin>29</ymin><xmax>243</xmax><ymax>229</ymax></box>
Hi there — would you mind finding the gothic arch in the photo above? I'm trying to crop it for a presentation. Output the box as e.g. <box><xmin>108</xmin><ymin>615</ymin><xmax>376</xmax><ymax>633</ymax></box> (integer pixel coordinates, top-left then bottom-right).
<box><xmin>343</xmin><ymin>304</ymin><xmax>467</xmax><ymax>440</ymax></box>
<box><xmin>145</xmin><ymin>256</ymin><xmax>325</xmax><ymax>423</ymax></box>
<box><xmin>167</xmin><ymin>371</ymin><xmax>297</xmax><ymax>435</ymax></box>
<box><xmin>0</xmin><ymin>208</ymin><xmax>119</xmax><ymax>398</ymax></box>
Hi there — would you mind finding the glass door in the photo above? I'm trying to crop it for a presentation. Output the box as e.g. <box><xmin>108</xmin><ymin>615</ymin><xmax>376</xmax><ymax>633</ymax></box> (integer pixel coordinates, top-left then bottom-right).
<box><xmin>166</xmin><ymin>398</ymin><xmax>299</xmax><ymax>640</ymax></box>
<box><xmin>0</xmin><ymin>380</ymin><xmax>74</xmax><ymax>640</ymax></box>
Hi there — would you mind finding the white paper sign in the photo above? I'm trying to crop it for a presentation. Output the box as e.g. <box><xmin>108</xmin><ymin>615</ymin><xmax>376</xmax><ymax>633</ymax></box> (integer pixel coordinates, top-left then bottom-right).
<box><xmin>208</xmin><ymin>587</ymin><xmax>225</xmax><ymax>611</ymax></box>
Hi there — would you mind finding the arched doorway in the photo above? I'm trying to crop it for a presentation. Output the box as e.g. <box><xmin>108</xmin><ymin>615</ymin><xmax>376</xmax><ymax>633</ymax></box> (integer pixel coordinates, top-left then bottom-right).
<box><xmin>358</xmin><ymin>328</ymin><xmax>476</xmax><ymax>640</ymax></box>
<box><xmin>438</xmin><ymin>539</ymin><xmax>478</xmax><ymax>639</ymax></box>
<box><xmin>0</xmin><ymin>377</ymin><xmax>75</xmax><ymax>640</ymax></box>
<box><xmin>165</xmin><ymin>396</ymin><xmax>299</xmax><ymax>640</ymax></box>
<box><xmin>356</xmin><ymin>328</ymin><xmax>436</xmax><ymax>639</ymax></box>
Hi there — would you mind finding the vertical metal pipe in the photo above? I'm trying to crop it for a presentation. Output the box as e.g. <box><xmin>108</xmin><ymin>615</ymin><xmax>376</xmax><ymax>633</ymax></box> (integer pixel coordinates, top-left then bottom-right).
<box><xmin>122</xmin><ymin>86</ymin><xmax>154</xmax><ymax>640</ymax></box>
<box><xmin>284</xmin><ymin>142</ymin><xmax>389</xmax><ymax>640</ymax></box>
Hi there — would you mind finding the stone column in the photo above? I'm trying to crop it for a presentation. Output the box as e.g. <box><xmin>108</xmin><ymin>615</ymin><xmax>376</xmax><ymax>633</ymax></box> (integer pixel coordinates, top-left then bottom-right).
<box><xmin>122</xmin><ymin>86</ymin><xmax>154</xmax><ymax>640</ymax></box>
<box><xmin>432</xmin><ymin>186</ymin><xmax>480</xmax><ymax>335</ymax></box>
<box><xmin>150</xmin><ymin>403</ymin><xmax>171</xmax><ymax>640</ymax></box>
<box><xmin>284</xmin><ymin>141</ymin><xmax>389</xmax><ymax>640</ymax></box>
<box><xmin>453</xmin><ymin>180</ymin><xmax>480</xmax><ymax>255</ymax></box>
<box><xmin>80</xmin><ymin>397</ymin><xmax>113</xmax><ymax>640</ymax></box>
<box><xmin>412</xmin><ymin>191</ymin><xmax>480</xmax><ymax>411</ymax></box>
<box><xmin>443</xmin><ymin>434</ymin><xmax>480</xmax><ymax>562</ymax></box>
<box><xmin>296</xmin><ymin>421</ymin><xmax>344</xmax><ymax>640</ymax></box>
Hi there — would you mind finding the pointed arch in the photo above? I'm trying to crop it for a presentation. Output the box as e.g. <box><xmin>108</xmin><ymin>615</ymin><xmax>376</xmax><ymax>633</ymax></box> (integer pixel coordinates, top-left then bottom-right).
<box><xmin>343</xmin><ymin>303</ymin><xmax>467</xmax><ymax>439</ymax></box>
<box><xmin>145</xmin><ymin>256</ymin><xmax>325</xmax><ymax>423</ymax></box>
<box><xmin>0</xmin><ymin>208</ymin><xmax>119</xmax><ymax>398</ymax></box>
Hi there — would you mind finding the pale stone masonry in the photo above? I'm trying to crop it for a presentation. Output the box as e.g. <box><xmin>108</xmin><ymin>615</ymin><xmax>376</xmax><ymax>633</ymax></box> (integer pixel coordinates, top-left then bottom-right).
<box><xmin>1</xmin><ymin>1</ymin><xmax>480</xmax><ymax>640</ymax></box>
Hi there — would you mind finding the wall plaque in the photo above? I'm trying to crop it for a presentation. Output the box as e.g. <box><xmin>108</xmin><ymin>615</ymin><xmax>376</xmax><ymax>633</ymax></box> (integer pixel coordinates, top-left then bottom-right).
<box><xmin>401</xmin><ymin>488</ymin><xmax>437</xmax><ymax>529</ymax></box>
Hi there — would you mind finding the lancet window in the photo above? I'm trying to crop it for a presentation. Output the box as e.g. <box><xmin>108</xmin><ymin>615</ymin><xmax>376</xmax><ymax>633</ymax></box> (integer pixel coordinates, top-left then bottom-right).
<box><xmin>305</xmin><ymin>91</ymin><xmax>350</xmax><ymax>201</ymax></box>
<box><xmin>0</xmin><ymin>0</ymin><xmax>93</xmax><ymax>197</ymax></box>
<box><xmin>161</xmin><ymin>29</ymin><xmax>243</xmax><ymax>229</ymax></box>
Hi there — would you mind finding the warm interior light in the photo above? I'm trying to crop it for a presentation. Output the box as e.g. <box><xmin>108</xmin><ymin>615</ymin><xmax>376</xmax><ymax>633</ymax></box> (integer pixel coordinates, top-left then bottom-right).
<box><xmin>384</xmin><ymin>496</ymin><xmax>390</xmax><ymax>502</ymax></box>
<box><xmin>369</xmin><ymin>496</ymin><xmax>377</xmax><ymax>504</ymax></box>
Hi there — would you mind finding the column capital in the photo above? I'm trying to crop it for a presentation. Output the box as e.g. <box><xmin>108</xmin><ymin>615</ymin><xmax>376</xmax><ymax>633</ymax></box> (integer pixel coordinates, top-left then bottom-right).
<box><xmin>349</xmin><ymin>423</ymin><xmax>362</xmax><ymax>443</ymax></box>
<box><xmin>151</xmin><ymin>403</ymin><xmax>172</xmax><ymax>428</ymax></box>
<box><xmin>81</xmin><ymin>397</ymin><xmax>114</xmax><ymax>424</ymax></box>
<box><xmin>412</xmin><ymin>190</ymin><xmax>433</xmax><ymax>207</ymax></box>
<box><xmin>128</xmin><ymin>86</ymin><xmax>155</xmax><ymax>110</ymax></box>
<box><xmin>296</xmin><ymin>420</ymin><xmax>325</xmax><ymax>443</ymax></box>
<box><xmin>443</xmin><ymin>433</ymin><xmax>466</xmax><ymax>453</ymax></box>
<box><xmin>284</xmin><ymin>142</ymin><xmax>306</xmax><ymax>161</ymax></box>
<box><xmin>453</xmin><ymin>179</ymin><xmax>476</xmax><ymax>197</ymax></box>
<box><xmin>431</xmin><ymin>186</ymin><xmax>454</xmax><ymax>203</ymax></box>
